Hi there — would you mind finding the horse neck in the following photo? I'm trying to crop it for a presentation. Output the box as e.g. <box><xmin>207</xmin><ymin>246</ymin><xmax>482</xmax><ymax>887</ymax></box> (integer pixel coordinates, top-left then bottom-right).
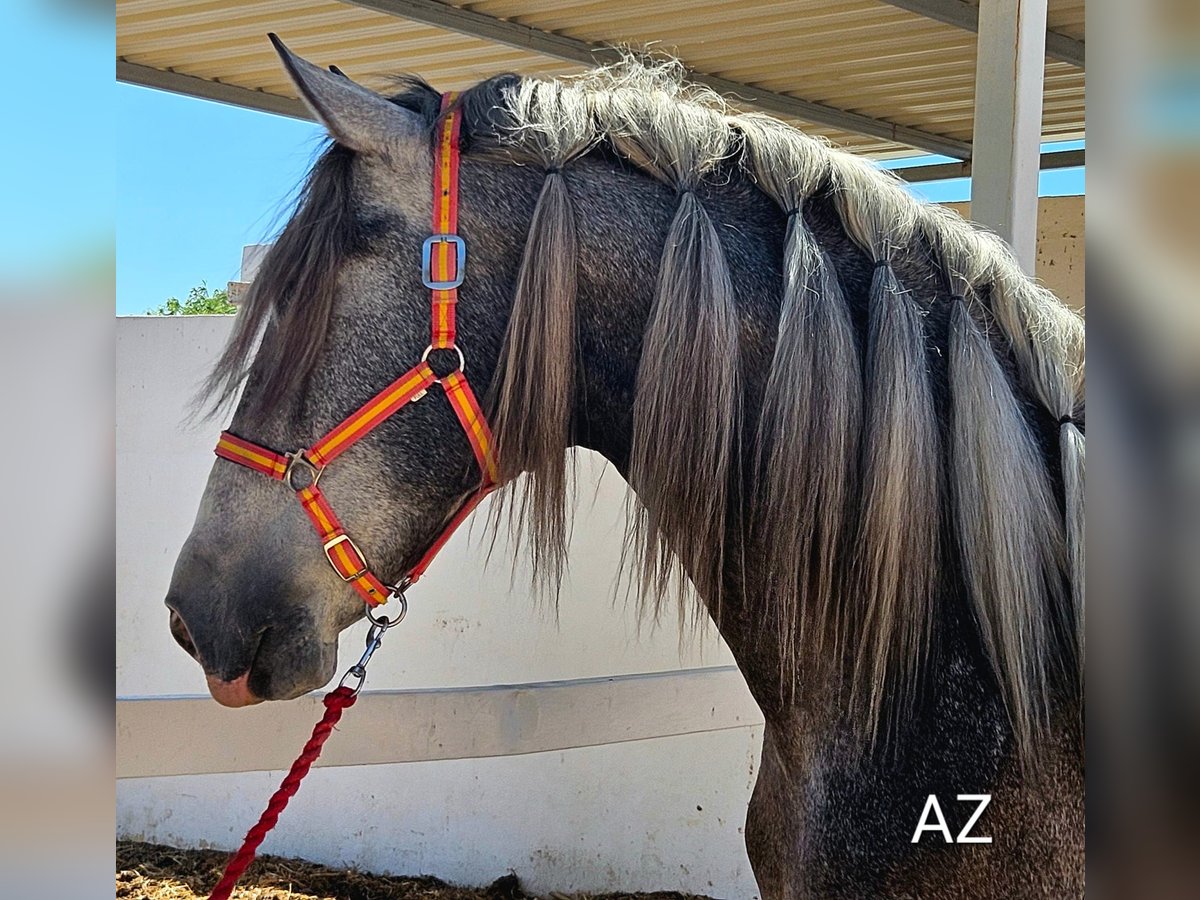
<box><xmin>564</xmin><ymin>159</ymin><xmax>801</xmax><ymax>706</ymax></box>
<box><xmin>560</xmin><ymin>163</ymin><xmax>968</xmax><ymax>723</ymax></box>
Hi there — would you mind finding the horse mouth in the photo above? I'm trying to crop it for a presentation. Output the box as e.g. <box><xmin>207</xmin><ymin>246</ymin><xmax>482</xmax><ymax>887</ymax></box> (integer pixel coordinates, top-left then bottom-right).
<box><xmin>168</xmin><ymin>608</ymin><xmax>333</xmax><ymax>705</ymax></box>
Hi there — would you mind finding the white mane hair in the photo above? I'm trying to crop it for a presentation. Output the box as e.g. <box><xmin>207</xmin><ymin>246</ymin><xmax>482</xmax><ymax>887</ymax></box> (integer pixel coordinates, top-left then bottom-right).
<box><xmin>485</xmin><ymin>56</ymin><xmax>1084</xmax><ymax>758</ymax></box>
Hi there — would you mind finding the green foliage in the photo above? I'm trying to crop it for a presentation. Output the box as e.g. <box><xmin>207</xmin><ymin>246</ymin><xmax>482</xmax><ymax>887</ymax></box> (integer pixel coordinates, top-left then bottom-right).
<box><xmin>148</xmin><ymin>283</ymin><xmax>237</xmax><ymax>316</ymax></box>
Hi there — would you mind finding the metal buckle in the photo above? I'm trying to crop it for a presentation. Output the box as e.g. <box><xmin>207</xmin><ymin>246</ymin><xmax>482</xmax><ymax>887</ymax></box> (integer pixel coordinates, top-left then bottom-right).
<box><xmin>421</xmin><ymin>234</ymin><xmax>466</xmax><ymax>290</ymax></box>
<box><xmin>284</xmin><ymin>451</ymin><xmax>323</xmax><ymax>491</ymax></box>
<box><xmin>323</xmin><ymin>533</ymin><xmax>369</xmax><ymax>581</ymax></box>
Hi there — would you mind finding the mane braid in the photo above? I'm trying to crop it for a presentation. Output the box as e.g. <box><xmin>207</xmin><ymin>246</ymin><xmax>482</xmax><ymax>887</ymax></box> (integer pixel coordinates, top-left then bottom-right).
<box><xmin>488</xmin><ymin>171</ymin><xmax>578</xmax><ymax>586</ymax></box>
<box><xmin>852</xmin><ymin>261</ymin><xmax>942</xmax><ymax>741</ymax></box>
<box><xmin>542</xmin><ymin>59</ymin><xmax>743</xmax><ymax>623</ymax></box>
<box><xmin>923</xmin><ymin>212</ymin><xmax>1085</xmax><ymax>681</ymax></box>
<box><xmin>1060</xmin><ymin>418</ymin><xmax>1085</xmax><ymax>680</ymax></box>
<box><xmin>948</xmin><ymin>293</ymin><xmax>1070</xmax><ymax>756</ymax></box>
<box><xmin>738</xmin><ymin>116</ymin><xmax>862</xmax><ymax>697</ymax></box>
<box><xmin>761</xmin><ymin>236</ymin><xmax>862</xmax><ymax>690</ymax></box>
<box><xmin>487</xmin><ymin>78</ymin><xmax>598</xmax><ymax>592</ymax></box>
<box><xmin>628</xmin><ymin>189</ymin><xmax>742</xmax><ymax>623</ymax></box>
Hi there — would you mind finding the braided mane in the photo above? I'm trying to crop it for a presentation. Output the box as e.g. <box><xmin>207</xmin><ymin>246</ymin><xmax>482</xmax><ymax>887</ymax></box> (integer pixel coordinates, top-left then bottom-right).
<box><xmin>209</xmin><ymin>57</ymin><xmax>1085</xmax><ymax>759</ymax></box>
<box><xmin>481</xmin><ymin>58</ymin><xmax>1084</xmax><ymax>757</ymax></box>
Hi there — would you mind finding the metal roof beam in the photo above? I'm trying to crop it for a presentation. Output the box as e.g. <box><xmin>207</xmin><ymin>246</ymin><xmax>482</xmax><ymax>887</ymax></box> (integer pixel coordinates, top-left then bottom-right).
<box><xmin>118</xmin><ymin>60</ymin><xmax>311</xmax><ymax>120</ymax></box>
<box><xmin>117</xmin><ymin>61</ymin><xmax>1082</xmax><ymax>187</ymax></box>
<box><xmin>878</xmin><ymin>0</ymin><xmax>1085</xmax><ymax>68</ymax></box>
<box><xmin>337</xmin><ymin>0</ymin><xmax>973</xmax><ymax>159</ymax></box>
<box><xmin>895</xmin><ymin>147</ymin><xmax>1082</xmax><ymax>183</ymax></box>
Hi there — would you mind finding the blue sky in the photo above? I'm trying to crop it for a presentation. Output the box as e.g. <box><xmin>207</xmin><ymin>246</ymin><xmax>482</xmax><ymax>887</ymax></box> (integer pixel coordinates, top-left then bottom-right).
<box><xmin>887</xmin><ymin>139</ymin><xmax>1085</xmax><ymax>204</ymax></box>
<box><xmin>117</xmin><ymin>85</ymin><xmax>325</xmax><ymax>315</ymax></box>
<box><xmin>113</xmin><ymin>83</ymin><xmax>1083</xmax><ymax>316</ymax></box>
<box><xmin>0</xmin><ymin>1</ymin><xmax>114</xmax><ymax>285</ymax></box>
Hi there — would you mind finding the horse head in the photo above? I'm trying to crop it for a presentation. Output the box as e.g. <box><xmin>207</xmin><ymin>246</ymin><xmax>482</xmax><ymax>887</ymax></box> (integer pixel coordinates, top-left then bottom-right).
<box><xmin>165</xmin><ymin>39</ymin><xmax>548</xmax><ymax>705</ymax></box>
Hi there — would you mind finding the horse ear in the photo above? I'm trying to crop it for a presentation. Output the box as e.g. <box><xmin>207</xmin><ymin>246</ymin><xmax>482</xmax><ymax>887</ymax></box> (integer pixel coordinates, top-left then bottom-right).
<box><xmin>269</xmin><ymin>33</ymin><xmax>422</xmax><ymax>155</ymax></box>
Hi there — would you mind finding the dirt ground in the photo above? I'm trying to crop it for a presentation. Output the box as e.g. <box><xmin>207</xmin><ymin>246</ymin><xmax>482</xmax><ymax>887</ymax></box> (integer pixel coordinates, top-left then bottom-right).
<box><xmin>116</xmin><ymin>841</ymin><xmax>714</xmax><ymax>900</ymax></box>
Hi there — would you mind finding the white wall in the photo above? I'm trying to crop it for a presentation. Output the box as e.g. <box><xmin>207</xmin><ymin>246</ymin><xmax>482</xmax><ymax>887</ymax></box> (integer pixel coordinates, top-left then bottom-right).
<box><xmin>116</xmin><ymin>316</ymin><xmax>764</xmax><ymax>898</ymax></box>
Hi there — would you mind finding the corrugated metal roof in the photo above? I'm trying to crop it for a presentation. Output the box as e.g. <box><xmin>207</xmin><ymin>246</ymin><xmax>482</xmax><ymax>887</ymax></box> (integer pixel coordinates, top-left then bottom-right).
<box><xmin>117</xmin><ymin>0</ymin><xmax>1084</xmax><ymax>160</ymax></box>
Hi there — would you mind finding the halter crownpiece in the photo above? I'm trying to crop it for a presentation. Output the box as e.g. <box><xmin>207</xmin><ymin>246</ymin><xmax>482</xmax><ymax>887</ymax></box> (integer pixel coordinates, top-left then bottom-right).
<box><xmin>214</xmin><ymin>93</ymin><xmax>498</xmax><ymax>606</ymax></box>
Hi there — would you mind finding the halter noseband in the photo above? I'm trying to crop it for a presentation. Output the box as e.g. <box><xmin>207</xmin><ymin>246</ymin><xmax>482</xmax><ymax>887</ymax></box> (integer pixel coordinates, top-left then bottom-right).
<box><xmin>214</xmin><ymin>94</ymin><xmax>498</xmax><ymax>607</ymax></box>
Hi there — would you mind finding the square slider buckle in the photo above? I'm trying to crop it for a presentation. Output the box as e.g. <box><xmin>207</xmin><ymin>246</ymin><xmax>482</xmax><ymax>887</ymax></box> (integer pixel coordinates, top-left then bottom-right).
<box><xmin>323</xmin><ymin>533</ymin><xmax>369</xmax><ymax>582</ymax></box>
<box><xmin>284</xmin><ymin>450</ymin><xmax>323</xmax><ymax>491</ymax></box>
<box><xmin>421</xmin><ymin>234</ymin><xmax>466</xmax><ymax>290</ymax></box>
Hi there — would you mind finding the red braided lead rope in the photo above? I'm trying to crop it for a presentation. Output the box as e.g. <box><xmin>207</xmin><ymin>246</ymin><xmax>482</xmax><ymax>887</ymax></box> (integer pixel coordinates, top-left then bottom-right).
<box><xmin>207</xmin><ymin>686</ymin><xmax>358</xmax><ymax>900</ymax></box>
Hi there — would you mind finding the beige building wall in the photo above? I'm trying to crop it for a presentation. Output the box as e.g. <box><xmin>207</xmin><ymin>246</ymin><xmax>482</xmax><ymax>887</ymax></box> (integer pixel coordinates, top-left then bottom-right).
<box><xmin>943</xmin><ymin>195</ymin><xmax>1084</xmax><ymax>312</ymax></box>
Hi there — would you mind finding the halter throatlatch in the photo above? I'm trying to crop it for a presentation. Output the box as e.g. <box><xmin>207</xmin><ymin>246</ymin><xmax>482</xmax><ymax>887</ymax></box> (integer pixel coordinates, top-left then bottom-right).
<box><xmin>215</xmin><ymin>94</ymin><xmax>498</xmax><ymax>607</ymax></box>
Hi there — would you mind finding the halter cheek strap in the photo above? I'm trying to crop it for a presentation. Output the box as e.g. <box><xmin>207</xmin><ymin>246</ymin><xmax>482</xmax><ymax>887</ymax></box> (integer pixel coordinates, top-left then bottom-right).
<box><xmin>215</xmin><ymin>94</ymin><xmax>498</xmax><ymax>607</ymax></box>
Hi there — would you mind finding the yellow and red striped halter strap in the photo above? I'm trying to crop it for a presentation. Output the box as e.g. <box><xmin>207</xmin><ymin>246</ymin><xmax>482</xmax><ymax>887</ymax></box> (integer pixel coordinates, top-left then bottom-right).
<box><xmin>214</xmin><ymin>94</ymin><xmax>498</xmax><ymax>607</ymax></box>
<box><xmin>430</xmin><ymin>91</ymin><xmax>462</xmax><ymax>350</ymax></box>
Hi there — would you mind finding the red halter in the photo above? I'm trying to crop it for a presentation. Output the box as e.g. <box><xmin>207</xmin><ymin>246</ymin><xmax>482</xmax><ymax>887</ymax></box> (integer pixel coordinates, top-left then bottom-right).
<box><xmin>214</xmin><ymin>94</ymin><xmax>498</xmax><ymax>607</ymax></box>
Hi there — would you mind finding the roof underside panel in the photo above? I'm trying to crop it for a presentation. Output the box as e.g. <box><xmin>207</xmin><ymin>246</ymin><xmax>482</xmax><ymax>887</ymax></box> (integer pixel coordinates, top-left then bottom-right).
<box><xmin>117</xmin><ymin>0</ymin><xmax>1085</xmax><ymax>160</ymax></box>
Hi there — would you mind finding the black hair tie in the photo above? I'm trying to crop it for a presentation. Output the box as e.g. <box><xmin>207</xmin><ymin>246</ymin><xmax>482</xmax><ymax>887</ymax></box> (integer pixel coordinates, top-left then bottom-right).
<box><xmin>1058</xmin><ymin>414</ymin><xmax>1078</xmax><ymax>426</ymax></box>
<box><xmin>873</xmin><ymin>259</ymin><xmax>891</xmax><ymax>271</ymax></box>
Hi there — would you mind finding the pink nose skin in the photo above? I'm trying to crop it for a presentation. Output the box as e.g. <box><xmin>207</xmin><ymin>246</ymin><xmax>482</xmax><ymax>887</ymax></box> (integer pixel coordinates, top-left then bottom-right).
<box><xmin>206</xmin><ymin>672</ymin><xmax>262</xmax><ymax>708</ymax></box>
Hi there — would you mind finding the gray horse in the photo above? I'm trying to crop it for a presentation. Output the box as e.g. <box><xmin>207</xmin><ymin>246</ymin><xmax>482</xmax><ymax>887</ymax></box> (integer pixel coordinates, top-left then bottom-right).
<box><xmin>166</xmin><ymin>37</ymin><xmax>1085</xmax><ymax>898</ymax></box>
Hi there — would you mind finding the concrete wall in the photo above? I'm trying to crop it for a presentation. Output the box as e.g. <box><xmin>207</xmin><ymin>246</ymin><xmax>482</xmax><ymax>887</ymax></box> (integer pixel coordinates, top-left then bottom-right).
<box><xmin>115</xmin><ymin>316</ymin><xmax>764</xmax><ymax>898</ymax></box>
<box><xmin>943</xmin><ymin>195</ymin><xmax>1085</xmax><ymax>312</ymax></box>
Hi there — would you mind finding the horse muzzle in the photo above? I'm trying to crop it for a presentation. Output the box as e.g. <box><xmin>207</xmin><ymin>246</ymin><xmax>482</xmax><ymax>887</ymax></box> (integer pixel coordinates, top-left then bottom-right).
<box><xmin>168</xmin><ymin>607</ymin><xmax>263</xmax><ymax>705</ymax></box>
<box><xmin>205</xmin><ymin>672</ymin><xmax>261</xmax><ymax>708</ymax></box>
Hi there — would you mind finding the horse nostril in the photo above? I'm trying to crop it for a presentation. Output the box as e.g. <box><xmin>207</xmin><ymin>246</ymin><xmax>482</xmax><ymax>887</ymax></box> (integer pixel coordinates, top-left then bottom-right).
<box><xmin>169</xmin><ymin>609</ymin><xmax>199</xmax><ymax>660</ymax></box>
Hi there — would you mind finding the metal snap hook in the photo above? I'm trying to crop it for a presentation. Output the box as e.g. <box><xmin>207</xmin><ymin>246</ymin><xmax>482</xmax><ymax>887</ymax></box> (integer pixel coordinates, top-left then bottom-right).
<box><xmin>338</xmin><ymin>605</ymin><xmax>396</xmax><ymax>696</ymax></box>
<box><xmin>338</xmin><ymin>664</ymin><xmax>367</xmax><ymax>694</ymax></box>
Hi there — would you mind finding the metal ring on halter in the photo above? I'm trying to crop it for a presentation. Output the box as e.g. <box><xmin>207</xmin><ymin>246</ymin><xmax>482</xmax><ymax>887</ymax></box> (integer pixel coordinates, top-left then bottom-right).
<box><xmin>368</xmin><ymin>593</ymin><xmax>406</xmax><ymax>627</ymax></box>
<box><xmin>421</xmin><ymin>344</ymin><xmax>465</xmax><ymax>378</ymax></box>
<box><xmin>284</xmin><ymin>451</ymin><xmax>323</xmax><ymax>491</ymax></box>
